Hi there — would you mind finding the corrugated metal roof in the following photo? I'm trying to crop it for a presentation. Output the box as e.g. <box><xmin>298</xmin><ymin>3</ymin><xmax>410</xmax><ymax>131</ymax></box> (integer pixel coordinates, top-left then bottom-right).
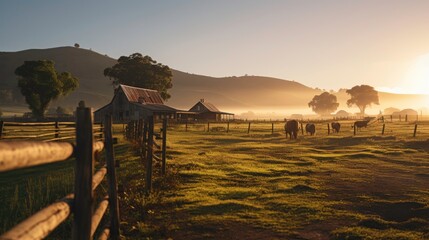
<box><xmin>120</xmin><ymin>84</ymin><xmax>164</xmax><ymax>104</ymax></box>
<box><xmin>201</xmin><ymin>102</ymin><xmax>220</xmax><ymax>112</ymax></box>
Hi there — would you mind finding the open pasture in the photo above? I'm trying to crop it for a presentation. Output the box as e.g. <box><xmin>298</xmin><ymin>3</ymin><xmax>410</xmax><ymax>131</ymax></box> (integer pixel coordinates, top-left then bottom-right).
<box><xmin>138</xmin><ymin>120</ymin><xmax>429</xmax><ymax>239</ymax></box>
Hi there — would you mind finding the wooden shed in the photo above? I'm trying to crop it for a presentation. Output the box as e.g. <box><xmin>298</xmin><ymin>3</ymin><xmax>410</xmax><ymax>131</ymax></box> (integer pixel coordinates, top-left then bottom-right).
<box><xmin>185</xmin><ymin>99</ymin><xmax>234</xmax><ymax>121</ymax></box>
<box><xmin>94</xmin><ymin>84</ymin><xmax>178</xmax><ymax>123</ymax></box>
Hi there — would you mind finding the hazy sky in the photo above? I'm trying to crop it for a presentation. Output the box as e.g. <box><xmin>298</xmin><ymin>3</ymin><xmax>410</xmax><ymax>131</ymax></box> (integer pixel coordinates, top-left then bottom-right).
<box><xmin>1</xmin><ymin>0</ymin><xmax>429</xmax><ymax>94</ymax></box>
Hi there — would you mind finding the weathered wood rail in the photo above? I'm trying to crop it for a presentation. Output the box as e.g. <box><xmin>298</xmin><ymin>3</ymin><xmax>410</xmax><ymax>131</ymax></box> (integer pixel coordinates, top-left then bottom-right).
<box><xmin>0</xmin><ymin>105</ymin><xmax>120</xmax><ymax>240</ymax></box>
<box><xmin>124</xmin><ymin>117</ymin><xmax>168</xmax><ymax>194</ymax></box>
<box><xmin>0</xmin><ymin>120</ymin><xmax>103</xmax><ymax>142</ymax></box>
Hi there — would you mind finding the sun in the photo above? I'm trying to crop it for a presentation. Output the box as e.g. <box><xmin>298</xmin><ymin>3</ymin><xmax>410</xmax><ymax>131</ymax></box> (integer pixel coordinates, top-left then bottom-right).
<box><xmin>402</xmin><ymin>53</ymin><xmax>429</xmax><ymax>95</ymax></box>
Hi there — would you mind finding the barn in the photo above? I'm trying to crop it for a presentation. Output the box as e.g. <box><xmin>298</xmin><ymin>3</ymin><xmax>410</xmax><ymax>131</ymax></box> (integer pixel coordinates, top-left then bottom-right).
<box><xmin>184</xmin><ymin>99</ymin><xmax>234</xmax><ymax>121</ymax></box>
<box><xmin>94</xmin><ymin>84</ymin><xmax>178</xmax><ymax>123</ymax></box>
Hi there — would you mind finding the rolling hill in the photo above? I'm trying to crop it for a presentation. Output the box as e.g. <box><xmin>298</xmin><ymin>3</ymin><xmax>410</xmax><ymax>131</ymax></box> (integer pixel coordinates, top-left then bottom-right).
<box><xmin>0</xmin><ymin>47</ymin><xmax>427</xmax><ymax>116</ymax></box>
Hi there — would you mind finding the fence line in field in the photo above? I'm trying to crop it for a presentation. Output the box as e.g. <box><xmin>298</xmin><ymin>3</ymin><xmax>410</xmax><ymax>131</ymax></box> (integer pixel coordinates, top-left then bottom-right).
<box><xmin>0</xmin><ymin>105</ymin><xmax>120</xmax><ymax>240</ymax></box>
<box><xmin>124</xmin><ymin>118</ymin><xmax>168</xmax><ymax>195</ymax></box>
<box><xmin>167</xmin><ymin>119</ymin><xmax>429</xmax><ymax>138</ymax></box>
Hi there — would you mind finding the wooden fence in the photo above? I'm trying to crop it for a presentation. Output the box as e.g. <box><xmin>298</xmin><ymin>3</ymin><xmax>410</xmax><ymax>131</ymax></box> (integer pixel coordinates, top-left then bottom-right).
<box><xmin>0</xmin><ymin>120</ymin><xmax>103</xmax><ymax>142</ymax></box>
<box><xmin>125</xmin><ymin>117</ymin><xmax>168</xmax><ymax>195</ymax></box>
<box><xmin>0</xmin><ymin>105</ymin><xmax>120</xmax><ymax>240</ymax></box>
<box><xmin>168</xmin><ymin>119</ymin><xmax>429</xmax><ymax>138</ymax></box>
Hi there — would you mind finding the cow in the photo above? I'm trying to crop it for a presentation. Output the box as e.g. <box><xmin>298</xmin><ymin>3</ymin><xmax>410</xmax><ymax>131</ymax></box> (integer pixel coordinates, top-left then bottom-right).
<box><xmin>285</xmin><ymin>120</ymin><xmax>299</xmax><ymax>139</ymax></box>
<box><xmin>353</xmin><ymin>120</ymin><xmax>369</xmax><ymax>130</ymax></box>
<box><xmin>331</xmin><ymin>122</ymin><xmax>341</xmax><ymax>133</ymax></box>
<box><xmin>305</xmin><ymin>123</ymin><xmax>316</xmax><ymax>136</ymax></box>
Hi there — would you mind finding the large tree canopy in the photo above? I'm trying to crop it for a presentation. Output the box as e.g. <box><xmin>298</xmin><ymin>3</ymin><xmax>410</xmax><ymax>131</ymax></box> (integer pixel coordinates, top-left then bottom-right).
<box><xmin>15</xmin><ymin>60</ymin><xmax>79</xmax><ymax>119</ymax></box>
<box><xmin>308</xmin><ymin>92</ymin><xmax>339</xmax><ymax>116</ymax></box>
<box><xmin>346</xmin><ymin>85</ymin><xmax>379</xmax><ymax>115</ymax></box>
<box><xmin>104</xmin><ymin>53</ymin><xmax>173</xmax><ymax>100</ymax></box>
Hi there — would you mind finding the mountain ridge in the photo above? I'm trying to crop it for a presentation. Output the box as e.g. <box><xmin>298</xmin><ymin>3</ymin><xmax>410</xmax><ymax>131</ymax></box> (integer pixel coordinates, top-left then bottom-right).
<box><xmin>0</xmin><ymin>46</ymin><xmax>427</xmax><ymax>116</ymax></box>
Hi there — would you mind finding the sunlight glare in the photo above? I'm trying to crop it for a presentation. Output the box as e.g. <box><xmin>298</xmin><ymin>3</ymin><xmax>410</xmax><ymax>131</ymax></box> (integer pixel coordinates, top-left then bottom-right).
<box><xmin>402</xmin><ymin>53</ymin><xmax>429</xmax><ymax>94</ymax></box>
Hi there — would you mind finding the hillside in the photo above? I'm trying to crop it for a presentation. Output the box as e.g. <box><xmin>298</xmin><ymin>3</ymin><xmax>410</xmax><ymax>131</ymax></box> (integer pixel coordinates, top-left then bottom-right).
<box><xmin>0</xmin><ymin>47</ymin><xmax>318</xmax><ymax>113</ymax></box>
<box><xmin>0</xmin><ymin>47</ymin><xmax>426</xmax><ymax>116</ymax></box>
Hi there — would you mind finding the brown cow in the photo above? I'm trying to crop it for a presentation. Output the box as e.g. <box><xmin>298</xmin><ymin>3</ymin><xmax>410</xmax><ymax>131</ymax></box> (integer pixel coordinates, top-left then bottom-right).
<box><xmin>285</xmin><ymin>120</ymin><xmax>299</xmax><ymax>139</ymax></box>
<box><xmin>353</xmin><ymin>120</ymin><xmax>369</xmax><ymax>130</ymax></box>
<box><xmin>331</xmin><ymin>122</ymin><xmax>341</xmax><ymax>133</ymax></box>
<box><xmin>305</xmin><ymin>123</ymin><xmax>316</xmax><ymax>135</ymax></box>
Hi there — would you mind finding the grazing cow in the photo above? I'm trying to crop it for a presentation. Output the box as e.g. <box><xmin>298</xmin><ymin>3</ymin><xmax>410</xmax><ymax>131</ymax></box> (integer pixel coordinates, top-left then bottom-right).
<box><xmin>285</xmin><ymin>120</ymin><xmax>299</xmax><ymax>139</ymax></box>
<box><xmin>353</xmin><ymin>120</ymin><xmax>369</xmax><ymax>130</ymax></box>
<box><xmin>305</xmin><ymin>123</ymin><xmax>316</xmax><ymax>136</ymax></box>
<box><xmin>331</xmin><ymin>122</ymin><xmax>341</xmax><ymax>133</ymax></box>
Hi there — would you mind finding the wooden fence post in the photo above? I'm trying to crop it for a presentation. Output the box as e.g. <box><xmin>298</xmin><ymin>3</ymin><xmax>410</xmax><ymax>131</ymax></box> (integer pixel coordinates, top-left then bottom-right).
<box><xmin>0</xmin><ymin>121</ymin><xmax>4</xmax><ymax>139</ymax></box>
<box><xmin>300</xmin><ymin>122</ymin><xmax>304</xmax><ymax>135</ymax></box>
<box><xmin>327</xmin><ymin>123</ymin><xmax>330</xmax><ymax>135</ymax></box>
<box><xmin>413</xmin><ymin>124</ymin><xmax>418</xmax><ymax>137</ymax></box>
<box><xmin>185</xmin><ymin>121</ymin><xmax>188</xmax><ymax>132</ymax></box>
<box><xmin>55</xmin><ymin>121</ymin><xmax>59</xmax><ymax>139</ymax></box>
<box><xmin>207</xmin><ymin>122</ymin><xmax>210</xmax><ymax>132</ymax></box>
<box><xmin>271</xmin><ymin>123</ymin><xmax>274</xmax><ymax>134</ymax></box>
<box><xmin>104</xmin><ymin>115</ymin><xmax>120</xmax><ymax>239</ymax></box>
<box><xmin>142</xmin><ymin>121</ymin><xmax>148</xmax><ymax>163</ymax></box>
<box><xmin>405</xmin><ymin>114</ymin><xmax>408</xmax><ymax>122</ymax></box>
<box><xmin>353</xmin><ymin>124</ymin><xmax>357</xmax><ymax>136</ymax></box>
<box><xmin>390</xmin><ymin>115</ymin><xmax>393</xmax><ymax>122</ymax></box>
<box><xmin>138</xmin><ymin>119</ymin><xmax>143</xmax><ymax>141</ymax></box>
<box><xmin>247</xmin><ymin>122</ymin><xmax>251</xmax><ymax>134</ymax></box>
<box><xmin>145</xmin><ymin>117</ymin><xmax>154</xmax><ymax>195</ymax></box>
<box><xmin>73</xmin><ymin>103</ymin><xmax>94</xmax><ymax>240</ymax></box>
<box><xmin>382</xmin><ymin>124</ymin><xmax>385</xmax><ymax>135</ymax></box>
<box><xmin>161</xmin><ymin>118</ymin><xmax>167</xmax><ymax>175</ymax></box>
<box><xmin>227</xmin><ymin>122</ymin><xmax>230</xmax><ymax>133</ymax></box>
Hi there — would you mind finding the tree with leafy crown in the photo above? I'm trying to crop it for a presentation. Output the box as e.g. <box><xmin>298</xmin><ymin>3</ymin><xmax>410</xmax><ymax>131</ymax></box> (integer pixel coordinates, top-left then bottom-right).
<box><xmin>15</xmin><ymin>60</ymin><xmax>79</xmax><ymax>119</ymax></box>
<box><xmin>103</xmin><ymin>53</ymin><xmax>173</xmax><ymax>100</ymax></box>
<box><xmin>308</xmin><ymin>92</ymin><xmax>339</xmax><ymax>116</ymax></box>
<box><xmin>346</xmin><ymin>85</ymin><xmax>379</xmax><ymax>116</ymax></box>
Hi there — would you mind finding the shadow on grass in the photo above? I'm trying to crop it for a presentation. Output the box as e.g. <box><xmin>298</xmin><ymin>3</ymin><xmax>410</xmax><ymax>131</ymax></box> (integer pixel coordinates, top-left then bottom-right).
<box><xmin>190</xmin><ymin>202</ymin><xmax>259</xmax><ymax>215</ymax></box>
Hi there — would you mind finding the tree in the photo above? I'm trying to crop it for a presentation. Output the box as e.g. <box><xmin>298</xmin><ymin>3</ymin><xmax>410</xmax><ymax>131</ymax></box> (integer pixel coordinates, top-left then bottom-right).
<box><xmin>104</xmin><ymin>53</ymin><xmax>173</xmax><ymax>100</ymax></box>
<box><xmin>74</xmin><ymin>43</ymin><xmax>80</xmax><ymax>48</ymax></box>
<box><xmin>308</xmin><ymin>92</ymin><xmax>339</xmax><ymax>116</ymax></box>
<box><xmin>346</xmin><ymin>85</ymin><xmax>379</xmax><ymax>116</ymax></box>
<box><xmin>15</xmin><ymin>60</ymin><xmax>79</xmax><ymax>119</ymax></box>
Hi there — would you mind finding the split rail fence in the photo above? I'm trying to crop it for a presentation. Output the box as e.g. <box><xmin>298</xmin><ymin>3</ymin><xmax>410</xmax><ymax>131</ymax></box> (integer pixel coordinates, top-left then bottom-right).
<box><xmin>0</xmin><ymin>106</ymin><xmax>120</xmax><ymax>240</ymax></box>
<box><xmin>0</xmin><ymin>120</ymin><xmax>103</xmax><ymax>142</ymax></box>
<box><xmin>125</xmin><ymin>117</ymin><xmax>168</xmax><ymax>195</ymax></box>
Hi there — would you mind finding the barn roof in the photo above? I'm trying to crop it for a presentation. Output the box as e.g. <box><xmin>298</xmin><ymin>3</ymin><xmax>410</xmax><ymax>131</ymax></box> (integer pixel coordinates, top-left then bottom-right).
<box><xmin>119</xmin><ymin>84</ymin><xmax>164</xmax><ymax>104</ymax></box>
<box><xmin>189</xmin><ymin>99</ymin><xmax>233</xmax><ymax>115</ymax></box>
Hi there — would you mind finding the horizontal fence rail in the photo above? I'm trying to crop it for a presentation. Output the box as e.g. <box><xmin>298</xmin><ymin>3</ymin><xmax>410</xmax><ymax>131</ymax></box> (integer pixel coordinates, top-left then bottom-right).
<box><xmin>0</xmin><ymin>120</ymin><xmax>103</xmax><ymax>142</ymax></box>
<box><xmin>166</xmin><ymin>118</ymin><xmax>429</xmax><ymax>138</ymax></box>
<box><xmin>0</xmin><ymin>104</ymin><xmax>120</xmax><ymax>240</ymax></box>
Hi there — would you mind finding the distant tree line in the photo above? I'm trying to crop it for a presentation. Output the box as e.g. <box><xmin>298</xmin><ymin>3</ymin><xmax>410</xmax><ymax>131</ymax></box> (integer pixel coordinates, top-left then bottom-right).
<box><xmin>308</xmin><ymin>85</ymin><xmax>379</xmax><ymax>116</ymax></box>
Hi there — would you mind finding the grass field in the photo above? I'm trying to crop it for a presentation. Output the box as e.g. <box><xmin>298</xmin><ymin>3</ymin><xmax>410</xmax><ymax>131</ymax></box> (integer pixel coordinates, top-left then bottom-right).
<box><xmin>122</xmin><ymin>120</ymin><xmax>429</xmax><ymax>239</ymax></box>
<box><xmin>1</xmin><ymin>120</ymin><xmax>429</xmax><ymax>239</ymax></box>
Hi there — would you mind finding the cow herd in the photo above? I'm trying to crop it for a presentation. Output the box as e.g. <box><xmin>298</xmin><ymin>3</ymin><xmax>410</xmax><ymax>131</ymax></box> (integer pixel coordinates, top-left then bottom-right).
<box><xmin>283</xmin><ymin>120</ymin><xmax>370</xmax><ymax>139</ymax></box>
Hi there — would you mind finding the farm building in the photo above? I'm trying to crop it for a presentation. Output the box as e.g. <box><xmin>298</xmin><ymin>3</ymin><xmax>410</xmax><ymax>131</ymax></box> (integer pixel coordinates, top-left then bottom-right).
<box><xmin>94</xmin><ymin>84</ymin><xmax>178</xmax><ymax>123</ymax></box>
<box><xmin>179</xmin><ymin>99</ymin><xmax>234</xmax><ymax>121</ymax></box>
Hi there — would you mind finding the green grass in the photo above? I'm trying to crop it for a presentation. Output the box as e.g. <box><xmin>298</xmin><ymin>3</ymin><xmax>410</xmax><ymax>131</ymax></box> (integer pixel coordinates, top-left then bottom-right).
<box><xmin>1</xmin><ymin>120</ymin><xmax>429</xmax><ymax>239</ymax></box>
<box><xmin>120</xmin><ymin>120</ymin><xmax>429</xmax><ymax>239</ymax></box>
